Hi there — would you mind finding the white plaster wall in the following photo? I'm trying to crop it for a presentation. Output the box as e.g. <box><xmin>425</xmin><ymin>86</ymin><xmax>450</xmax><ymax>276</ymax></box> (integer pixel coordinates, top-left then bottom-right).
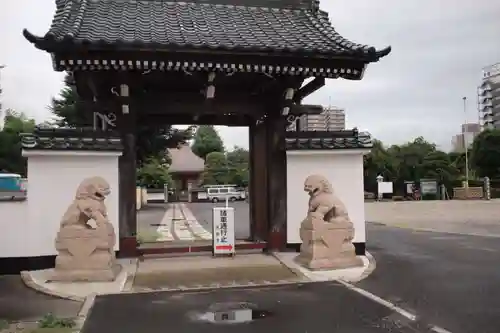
<box><xmin>0</xmin><ymin>151</ymin><xmax>121</xmax><ymax>258</ymax></box>
<box><xmin>0</xmin><ymin>201</ymin><xmax>29</xmax><ymax>257</ymax></box>
<box><xmin>286</xmin><ymin>150</ymin><xmax>368</xmax><ymax>244</ymax></box>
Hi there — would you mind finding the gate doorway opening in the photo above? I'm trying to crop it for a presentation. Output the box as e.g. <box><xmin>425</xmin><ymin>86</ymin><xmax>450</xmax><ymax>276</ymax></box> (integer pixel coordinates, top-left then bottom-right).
<box><xmin>136</xmin><ymin>124</ymin><xmax>257</xmax><ymax>255</ymax></box>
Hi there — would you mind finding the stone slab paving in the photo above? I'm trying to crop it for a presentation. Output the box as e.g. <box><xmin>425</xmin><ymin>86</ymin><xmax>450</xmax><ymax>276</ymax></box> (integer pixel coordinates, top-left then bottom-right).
<box><xmin>132</xmin><ymin>254</ymin><xmax>305</xmax><ymax>292</ymax></box>
<box><xmin>81</xmin><ymin>282</ymin><xmax>433</xmax><ymax>333</ymax></box>
<box><xmin>366</xmin><ymin>200</ymin><xmax>500</xmax><ymax>236</ymax></box>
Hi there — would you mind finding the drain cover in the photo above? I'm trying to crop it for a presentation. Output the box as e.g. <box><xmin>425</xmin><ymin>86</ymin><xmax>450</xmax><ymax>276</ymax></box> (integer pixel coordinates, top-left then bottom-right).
<box><xmin>189</xmin><ymin>302</ymin><xmax>272</xmax><ymax>324</ymax></box>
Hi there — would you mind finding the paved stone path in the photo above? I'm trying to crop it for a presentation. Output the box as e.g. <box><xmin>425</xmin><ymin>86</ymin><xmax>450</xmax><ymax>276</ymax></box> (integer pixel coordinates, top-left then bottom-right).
<box><xmin>137</xmin><ymin>203</ymin><xmax>213</xmax><ymax>242</ymax></box>
<box><xmin>187</xmin><ymin>202</ymin><xmax>251</xmax><ymax>240</ymax></box>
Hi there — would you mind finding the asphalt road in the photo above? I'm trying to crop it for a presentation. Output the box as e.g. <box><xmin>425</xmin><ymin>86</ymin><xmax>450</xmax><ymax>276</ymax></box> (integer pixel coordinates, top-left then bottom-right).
<box><xmin>359</xmin><ymin>223</ymin><xmax>500</xmax><ymax>333</ymax></box>
<box><xmin>82</xmin><ymin>282</ymin><xmax>428</xmax><ymax>333</ymax></box>
<box><xmin>187</xmin><ymin>202</ymin><xmax>250</xmax><ymax>240</ymax></box>
<box><xmin>0</xmin><ymin>275</ymin><xmax>81</xmax><ymax>322</ymax></box>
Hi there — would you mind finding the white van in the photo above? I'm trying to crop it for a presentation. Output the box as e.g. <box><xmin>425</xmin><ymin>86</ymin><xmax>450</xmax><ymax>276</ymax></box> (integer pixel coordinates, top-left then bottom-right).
<box><xmin>205</xmin><ymin>185</ymin><xmax>245</xmax><ymax>203</ymax></box>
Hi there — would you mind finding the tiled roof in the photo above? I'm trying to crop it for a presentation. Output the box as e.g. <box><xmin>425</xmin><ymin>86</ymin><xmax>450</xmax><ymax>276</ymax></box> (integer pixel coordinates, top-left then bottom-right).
<box><xmin>21</xmin><ymin>128</ymin><xmax>123</xmax><ymax>151</ymax></box>
<box><xmin>167</xmin><ymin>144</ymin><xmax>205</xmax><ymax>173</ymax></box>
<box><xmin>23</xmin><ymin>0</ymin><xmax>390</xmax><ymax>62</ymax></box>
<box><xmin>285</xmin><ymin>131</ymin><xmax>372</xmax><ymax>150</ymax></box>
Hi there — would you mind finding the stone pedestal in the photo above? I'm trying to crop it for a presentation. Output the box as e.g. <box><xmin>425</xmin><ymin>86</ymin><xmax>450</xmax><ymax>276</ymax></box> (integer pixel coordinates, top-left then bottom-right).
<box><xmin>295</xmin><ymin>213</ymin><xmax>363</xmax><ymax>271</ymax></box>
<box><xmin>52</xmin><ymin>222</ymin><xmax>121</xmax><ymax>282</ymax></box>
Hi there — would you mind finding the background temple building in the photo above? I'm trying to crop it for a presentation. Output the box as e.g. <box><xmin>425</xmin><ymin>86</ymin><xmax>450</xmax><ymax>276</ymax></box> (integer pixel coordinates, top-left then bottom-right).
<box><xmin>167</xmin><ymin>143</ymin><xmax>204</xmax><ymax>192</ymax></box>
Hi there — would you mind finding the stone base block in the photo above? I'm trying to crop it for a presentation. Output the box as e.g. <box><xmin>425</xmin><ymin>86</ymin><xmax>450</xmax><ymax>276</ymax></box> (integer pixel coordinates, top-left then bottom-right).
<box><xmin>51</xmin><ymin>264</ymin><xmax>122</xmax><ymax>282</ymax></box>
<box><xmin>295</xmin><ymin>254</ymin><xmax>363</xmax><ymax>271</ymax></box>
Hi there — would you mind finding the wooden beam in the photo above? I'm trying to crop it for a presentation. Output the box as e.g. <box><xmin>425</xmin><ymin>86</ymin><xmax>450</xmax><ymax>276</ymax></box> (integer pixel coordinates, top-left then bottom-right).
<box><xmin>289</xmin><ymin>104</ymin><xmax>324</xmax><ymax>116</ymax></box>
<box><xmin>78</xmin><ymin>95</ymin><xmax>265</xmax><ymax>117</ymax></box>
<box><xmin>141</xmin><ymin>100</ymin><xmax>262</xmax><ymax>116</ymax></box>
<box><xmin>139</xmin><ymin>114</ymin><xmax>250</xmax><ymax>126</ymax></box>
<box><xmin>293</xmin><ymin>77</ymin><xmax>325</xmax><ymax>103</ymax></box>
<box><xmin>286</xmin><ymin>129</ymin><xmax>358</xmax><ymax>139</ymax></box>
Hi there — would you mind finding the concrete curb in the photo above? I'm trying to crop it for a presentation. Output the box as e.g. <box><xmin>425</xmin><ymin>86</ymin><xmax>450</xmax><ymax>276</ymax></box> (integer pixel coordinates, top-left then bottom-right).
<box><xmin>119</xmin><ymin>278</ymin><xmax>312</xmax><ymax>295</ymax></box>
<box><xmin>343</xmin><ymin>251</ymin><xmax>376</xmax><ymax>283</ymax></box>
<box><xmin>21</xmin><ymin>250</ymin><xmax>375</xmax><ymax>301</ymax></box>
<box><xmin>20</xmin><ymin>270</ymin><xmax>85</xmax><ymax>302</ymax></box>
<box><xmin>273</xmin><ymin>251</ymin><xmax>376</xmax><ymax>284</ymax></box>
<box><xmin>74</xmin><ymin>293</ymin><xmax>97</xmax><ymax>333</ymax></box>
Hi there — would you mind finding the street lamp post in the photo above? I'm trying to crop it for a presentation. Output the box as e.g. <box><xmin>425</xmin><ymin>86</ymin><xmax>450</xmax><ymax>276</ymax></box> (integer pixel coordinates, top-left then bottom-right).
<box><xmin>462</xmin><ymin>96</ymin><xmax>469</xmax><ymax>195</ymax></box>
<box><xmin>0</xmin><ymin>65</ymin><xmax>5</xmax><ymax>130</ymax></box>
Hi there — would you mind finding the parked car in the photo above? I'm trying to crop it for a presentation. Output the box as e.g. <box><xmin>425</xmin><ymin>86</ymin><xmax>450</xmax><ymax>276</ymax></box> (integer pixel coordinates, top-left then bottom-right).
<box><xmin>0</xmin><ymin>173</ymin><xmax>27</xmax><ymax>200</ymax></box>
<box><xmin>205</xmin><ymin>185</ymin><xmax>246</xmax><ymax>203</ymax></box>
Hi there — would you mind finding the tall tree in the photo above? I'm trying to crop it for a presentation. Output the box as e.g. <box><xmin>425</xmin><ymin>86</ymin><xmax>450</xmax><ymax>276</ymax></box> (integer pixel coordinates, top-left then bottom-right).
<box><xmin>226</xmin><ymin>146</ymin><xmax>249</xmax><ymax>187</ymax></box>
<box><xmin>0</xmin><ymin>109</ymin><xmax>36</xmax><ymax>175</ymax></box>
<box><xmin>48</xmin><ymin>74</ymin><xmax>192</xmax><ymax>165</ymax></box>
<box><xmin>136</xmin><ymin>156</ymin><xmax>172</xmax><ymax>189</ymax></box>
<box><xmin>471</xmin><ymin>129</ymin><xmax>500</xmax><ymax>178</ymax></box>
<box><xmin>48</xmin><ymin>74</ymin><xmax>89</xmax><ymax>127</ymax></box>
<box><xmin>202</xmin><ymin>151</ymin><xmax>228</xmax><ymax>185</ymax></box>
<box><xmin>363</xmin><ymin>136</ymin><xmax>459</xmax><ymax>195</ymax></box>
<box><xmin>191</xmin><ymin>125</ymin><xmax>224</xmax><ymax>160</ymax></box>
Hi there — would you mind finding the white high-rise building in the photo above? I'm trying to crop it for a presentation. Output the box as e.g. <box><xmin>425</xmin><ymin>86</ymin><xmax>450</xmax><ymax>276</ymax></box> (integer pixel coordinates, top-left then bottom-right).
<box><xmin>479</xmin><ymin>62</ymin><xmax>500</xmax><ymax>129</ymax></box>
<box><xmin>298</xmin><ymin>106</ymin><xmax>345</xmax><ymax>131</ymax></box>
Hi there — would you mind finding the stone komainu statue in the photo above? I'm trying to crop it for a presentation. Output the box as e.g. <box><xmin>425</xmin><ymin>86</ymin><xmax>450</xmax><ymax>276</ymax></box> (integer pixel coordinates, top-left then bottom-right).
<box><xmin>296</xmin><ymin>175</ymin><xmax>362</xmax><ymax>270</ymax></box>
<box><xmin>52</xmin><ymin>176</ymin><xmax>121</xmax><ymax>282</ymax></box>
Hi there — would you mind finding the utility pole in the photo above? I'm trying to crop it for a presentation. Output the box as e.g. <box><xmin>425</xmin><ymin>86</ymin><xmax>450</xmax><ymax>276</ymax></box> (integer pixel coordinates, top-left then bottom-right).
<box><xmin>463</xmin><ymin>96</ymin><xmax>469</xmax><ymax>194</ymax></box>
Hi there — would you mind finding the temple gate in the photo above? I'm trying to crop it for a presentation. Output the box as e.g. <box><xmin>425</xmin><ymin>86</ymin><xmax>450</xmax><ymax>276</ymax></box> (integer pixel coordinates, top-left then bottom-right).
<box><xmin>24</xmin><ymin>0</ymin><xmax>390</xmax><ymax>257</ymax></box>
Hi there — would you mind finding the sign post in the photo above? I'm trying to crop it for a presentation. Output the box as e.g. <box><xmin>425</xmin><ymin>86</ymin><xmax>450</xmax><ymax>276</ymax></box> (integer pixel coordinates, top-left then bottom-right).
<box><xmin>212</xmin><ymin>206</ymin><xmax>235</xmax><ymax>256</ymax></box>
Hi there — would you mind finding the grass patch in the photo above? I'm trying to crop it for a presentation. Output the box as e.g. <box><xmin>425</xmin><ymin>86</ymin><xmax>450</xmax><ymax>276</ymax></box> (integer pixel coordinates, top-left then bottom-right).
<box><xmin>0</xmin><ymin>314</ymin><xmax>76</xmax><ymax>333</ymax></box>
<box><xmin>37</xmin><ymin>314</ymin><xmax>75</xmax><ymax>330</ymax></box>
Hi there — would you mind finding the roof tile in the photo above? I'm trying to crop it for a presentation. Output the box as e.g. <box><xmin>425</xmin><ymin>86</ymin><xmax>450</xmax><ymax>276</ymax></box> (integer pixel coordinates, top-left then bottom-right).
<box><xmin>24</xmin><ymin>0</ymin><xmax>390</xmax><ymax>61</ymax></box>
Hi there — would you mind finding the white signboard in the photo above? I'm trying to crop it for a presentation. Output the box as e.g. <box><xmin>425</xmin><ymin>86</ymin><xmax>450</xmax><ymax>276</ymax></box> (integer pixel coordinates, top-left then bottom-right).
<box><xmin>378</xmin><ymin>181</ymin><xmax>393</xmax><ymax>194</ymax></box>
<box><xmin>212</xmin><ymin>207</ymin><xmax>235</xmax><ymax>255</ymax></box>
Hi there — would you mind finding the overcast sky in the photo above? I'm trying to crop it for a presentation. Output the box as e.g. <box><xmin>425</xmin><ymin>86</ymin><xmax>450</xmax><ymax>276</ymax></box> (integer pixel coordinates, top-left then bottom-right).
<box><xmin>1</xmin><ymin>0</ymin><xmax>499</xmax><ymax>151</ymax></box>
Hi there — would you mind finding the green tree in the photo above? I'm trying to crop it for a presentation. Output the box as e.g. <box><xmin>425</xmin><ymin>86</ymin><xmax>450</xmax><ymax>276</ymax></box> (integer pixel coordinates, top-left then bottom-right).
<box><xmin>48</xmin><ymin>74</ymin><xmax>89</xmax><ymax>127</ymax></box>
<box><xmin>136</xmin><ymin>122</ymin><xmax>194</xmax><ymax>166</ymax></box>
<box><xmin>471</xmin><ymin>129</ymin><xmax>500</xmax><ymax>178</ymax></box>
<box><xmin>136</xmin><ymin>156</ymin><xmax>172</xmax><ymax>189</ymax></box>
<box><xmin>226</xmin><ymin>146</ymin><xmax>249</xmax><ymax>186</ymax></box>
<box><xmin>0</xmin><ymin>109</ymin><xmax>36</xmax><ymax>175</ymax></box>
<box><xmin>202</xmin><ymin>151</ymin><xmax>228</xmax><ymax>185</ymax></box>
<box><xmin>191</xmin><ymin>125</ymin><xmax>224</xmax><ymax>160</ymax></box>
<box><xmin>48</xmin><ymin>74</ymin><xmax>192</xmax><ymax>165</ymax></box>
<box><xmin>364</xmin><ymin>136</ymin><xmax>459</xmax><ymax>195</ymax></box>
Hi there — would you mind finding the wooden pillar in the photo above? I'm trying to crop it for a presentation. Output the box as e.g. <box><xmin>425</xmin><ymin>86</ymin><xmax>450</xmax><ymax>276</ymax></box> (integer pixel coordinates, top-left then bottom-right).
<box><xmin>248</xmin><ymin>125</ymin><xmax>255</xmax><ymax>240</ymax></box>
<box><xmin>249</xmin><ymin>122</ymin><xmax>269</xmax><ymax>242</ymax></box>
<box><xmin>116</xmin><ymin>84</ymin><xmax>138</xmax><ymax>257</ymax></box>
<box><xmin>266</xmin><ymin>114</ymin><xmax>288</xmax><ymax>251</ymax></box>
